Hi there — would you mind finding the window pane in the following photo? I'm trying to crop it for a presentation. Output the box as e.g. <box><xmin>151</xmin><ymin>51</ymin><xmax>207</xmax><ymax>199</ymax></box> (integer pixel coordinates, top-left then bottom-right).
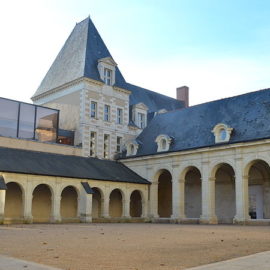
<box><xmin>0</xmin><ymin>98</ymin><xmax>19</xmax><ymax>138</ymax></box>
<box><xmin>18</xmin><ymin>103</ymin><xmax>35</xmax><ymax>139</ymax></box>
<box><xmin>91</xmin><ymin>102</ymin><xmax>97</xmax><ymax>118</ymax></box>
<box><xmin>35</xmin><ymin>107</ymin><xmax>58</xmax><ymax>142</ymax></box>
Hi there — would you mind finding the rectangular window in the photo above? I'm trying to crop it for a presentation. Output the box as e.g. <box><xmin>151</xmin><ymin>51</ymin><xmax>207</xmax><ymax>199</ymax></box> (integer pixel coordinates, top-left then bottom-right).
<box><xmin>138</xmin><ymin>112</ymin><xmax>146</xmax><ymax>129</ymax></box>
<box><xmin>104</xmin><ymin>105</ymin><xmax>110</xmax><ymax>122</ymax></box>
<box><xmin>104</xmin><ymin>68</ymin><xmax>112</xmax><ymax>85</ymax></box>
<box><xmin>90</xmin><ymin>101</ymin><xmax>97</xmax><ymax>118</ymax></box>
<box><xmin>35</xmin><ymin>107</ymin><xmax>58</xmax><ymax>142</ymax></box>
<box><xmin>0</xmin><ymin>98</ymin><xmax>19</xmax><ymax>138</ymax></box>
<box><xmin>116</xmin><ymin>136</ymin><xmax>122</xmax><ymax>153</ymax></box>
<box><xmin>103</xmin><ymin>134</ymin><xmax>110</xmax><ymax>159</ymax></box>
<box><xmin>18</xmin><ymin>103</ymin><xmax>35</xmax><ymax>139</ymax></box>
<box><xmin>116</xmin><ymin>108</ymin><xmax>123</xmax><ymax>124</ymax></box>
<box><xmin>90</xmin><ymin>131</ymin><xmax>97</xmax><ymax>157</ymax></box>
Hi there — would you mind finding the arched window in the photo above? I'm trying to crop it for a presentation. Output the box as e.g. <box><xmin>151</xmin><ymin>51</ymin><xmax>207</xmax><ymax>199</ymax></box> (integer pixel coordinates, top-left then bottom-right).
<box><xmin>155</xmin><ymin>134</ymin><xmax>173</xmax><ymax>152</ymax></box>
<box><xmin>212</xmin><ymin>123</ymin><xmax>233</xmax><ymax>143</ymax></box>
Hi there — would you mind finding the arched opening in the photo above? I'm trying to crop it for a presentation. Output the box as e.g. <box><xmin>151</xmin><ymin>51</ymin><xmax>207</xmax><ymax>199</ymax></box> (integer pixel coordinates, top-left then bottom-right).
<box><xmin>4</xmin><ymin>182</ymin><xmax>23</xmax><ymax>222</ymax></box>
<box><xmin>32</xmin><ymin>184</ymin><xmax>52</xmax><ymax>223</ymax></box>
<box><xmin>130</xmin><ymin>190</ymin><xmax>142</xmax><ymax>217</ymax></box>
<box><xmin>109</xmin><ymin>189</ymin><xmax>123</xmax><ymax>218</ymax></box>
<box><xmin>60</xmin><ymin>186</ymin><xmax>78</xmax><ymax>222</ymax></box>
<box><xmin>184</xmin><ymin>167</ymin><xmax>202</xmax><ymax>218</ymax></box>
<box><xmin>248</xmin><ymin>160</ymin><xmax>270</xmax><ymax>219</ymax></box>
<box><xmin>158</xmin><ymin>170</ymin><xmax>172</xmax><ymax>218</ymax></box>
<box><xmin>92</xmin><ymin>187</ymin><xmax>103</xmax><ymax>219</ymax></box>
<box><xmin>214</xmin><ymin>163</ymin><xmax>236</xmax><ymax>223</ymax></box>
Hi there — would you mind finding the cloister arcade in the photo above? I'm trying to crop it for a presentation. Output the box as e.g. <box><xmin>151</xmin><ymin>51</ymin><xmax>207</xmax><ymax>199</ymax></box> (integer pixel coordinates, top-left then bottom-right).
<box><xmin>0</xmin><ymin>174</ymin><xmax>147</xmax><ymax>224</ymax></box>
<box><xmin>144</xmin><ymin>153</ymin><xmax>270</xmax><ymax>224</ymax></box>
<box><xmin>1</xmin><ymin>153</ymin><xmax>270</xmax><ymax>225</ymax></box>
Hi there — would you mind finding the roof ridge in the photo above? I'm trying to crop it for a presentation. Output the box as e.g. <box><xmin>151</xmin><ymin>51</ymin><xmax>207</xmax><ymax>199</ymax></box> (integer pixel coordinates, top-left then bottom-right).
<box><xmin>156</xmin><ymin>87</ymin><xmax>270</xmax><ymax>117</ymax></box>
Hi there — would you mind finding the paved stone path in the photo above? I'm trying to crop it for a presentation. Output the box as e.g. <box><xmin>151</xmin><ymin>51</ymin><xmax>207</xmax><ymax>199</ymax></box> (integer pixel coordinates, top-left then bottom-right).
<box><xmin>187</xmin><ymin>251</ymin><xmax>270</xmax><ymax>269</ymax></box>
<box><xmin>1</xmin><ymin>251</ymin><xmax>270</xmax><ymax>270</ymax></box>
<box><xmin>0</xmin><ymin>255</ymin><xmax>62</xmax><ymax>270</ymax></box>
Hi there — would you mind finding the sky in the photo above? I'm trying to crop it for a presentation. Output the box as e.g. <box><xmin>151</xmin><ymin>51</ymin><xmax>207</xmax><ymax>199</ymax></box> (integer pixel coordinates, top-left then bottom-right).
<box><xmin>1</xmin><ymin>0</ymin><xmax>270</xmax><ymax>105</ymax></box>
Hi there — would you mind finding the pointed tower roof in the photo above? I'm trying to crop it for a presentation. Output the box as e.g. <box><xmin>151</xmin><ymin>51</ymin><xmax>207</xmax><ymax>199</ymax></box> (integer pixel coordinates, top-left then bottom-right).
<box><xmin>32</xmin><ymin>17</ymin><xmax>183</xmax><ymax>113</ymax></box>
<box><xmin>32</xmin><ymin>17</ymin><xmax>126</xmax><ymax>99</ymax></box>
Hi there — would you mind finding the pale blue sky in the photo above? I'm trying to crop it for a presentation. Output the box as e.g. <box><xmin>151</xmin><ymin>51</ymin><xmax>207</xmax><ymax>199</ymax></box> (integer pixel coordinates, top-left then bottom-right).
<box><xmin>1</xmin><ymin>0</ymin><xmax>270</xmax><ymax>105</ymax></box>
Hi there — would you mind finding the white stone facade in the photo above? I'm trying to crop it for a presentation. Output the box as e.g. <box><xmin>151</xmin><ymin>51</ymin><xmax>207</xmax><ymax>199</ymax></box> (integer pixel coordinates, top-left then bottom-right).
<box><xmin>122</xmin><ymin>138</ymin><xmax>270</xmax><ymax>224</ymax></box>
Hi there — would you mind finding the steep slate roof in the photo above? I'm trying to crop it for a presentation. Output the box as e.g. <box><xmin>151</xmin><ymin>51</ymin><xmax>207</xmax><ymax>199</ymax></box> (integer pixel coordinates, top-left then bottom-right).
<box><xmin>0</xmin><ymin>147</ymin><xmax>149</xmax><ymax>184</ymax></box>
<box><xmin>123</xmin><ymin>88</ymin><xmax>270</xmax><ymax>157</ymax></box>
<box><xmin>32</xmin><ymin>17</ymin><xmax>183</xmax><ymax>112</ymax></box>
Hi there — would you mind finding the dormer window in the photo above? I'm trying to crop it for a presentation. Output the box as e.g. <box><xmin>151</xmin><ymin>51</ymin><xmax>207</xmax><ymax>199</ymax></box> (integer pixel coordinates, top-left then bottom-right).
<box><xmin>212</xmin><ymin>123</ymin><xmax>233</xmax><ymax>143</ymax></box>
<box><xmin>138</xmin><ymin>112</ymin><xmax>146</xmax><ymax>129</ymax></box>
<box><xmin>104</xmin><ymin>68</ymin><xmax>112</xmax><ymax>85</ymax></box>
<box><xmin>155</xmin><ymin>134</ymin><xmax>173</xmax><ymax>152</ymax></box>
<box><xmin>132</xmin><ymin>103</ymin><xmax>148</xmax><ymax>129</ymax></box>
<box><xmin>97</xmin><ymin>57</ymin><xmax>117</xmax><ymax>86</ymax></box>
<box><xmin>126</xmin><ymin>140</ymin><xmax>139</xmax><ymax>156</ymax></box>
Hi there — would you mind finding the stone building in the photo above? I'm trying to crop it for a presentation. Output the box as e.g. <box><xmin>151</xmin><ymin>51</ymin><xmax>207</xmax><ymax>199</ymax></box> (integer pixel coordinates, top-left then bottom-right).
<box><xmin>0</xmin><ymin>17</ymin><xmax>270</xmax><ymax>225</ymax></box>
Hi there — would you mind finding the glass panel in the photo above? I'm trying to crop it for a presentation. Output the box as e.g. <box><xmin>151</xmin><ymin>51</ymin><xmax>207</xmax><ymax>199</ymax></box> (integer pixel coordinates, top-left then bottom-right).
<box><xmin>91</xmin><ymin>101</ymin><xmax>97</xmax><ymax>118</ymax></box>
<box><xmin>104</xmin><ymin>134</ymin><xmax>110</xmax><ymax>158</ymax></box>
<box><xmin>90</xmin><ymin>131</ymin><xmax>97</xmax><ymax>157</ymax></box>
<box><xmin>0</xmin><ymin>98</ymin><xmax>19</xmax><ymax>138</ymax></box>
<box><xmin>18</xmin><ymin>103</ymin><xmax>35</xmax><ymax>139</ymax></box>
<box><xmin>35</xmin><ymin>107</ymin><xmax>58</xmax><ymax>142</ymax></box>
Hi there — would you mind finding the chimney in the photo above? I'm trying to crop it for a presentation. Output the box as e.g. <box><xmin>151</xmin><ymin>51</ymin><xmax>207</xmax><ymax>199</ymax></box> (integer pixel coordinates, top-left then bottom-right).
<box><xmin>176</xmin><ymin>86</ymin><xmax>189</xmax><ymax>108</ymax></box>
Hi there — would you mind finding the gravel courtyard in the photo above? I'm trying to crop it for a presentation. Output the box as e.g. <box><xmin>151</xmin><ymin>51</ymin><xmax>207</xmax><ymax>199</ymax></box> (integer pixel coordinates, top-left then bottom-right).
<box><xmin>0</xmin><ymin>223</ymin><xmax>270</xmax><ymax>270</ymax></box>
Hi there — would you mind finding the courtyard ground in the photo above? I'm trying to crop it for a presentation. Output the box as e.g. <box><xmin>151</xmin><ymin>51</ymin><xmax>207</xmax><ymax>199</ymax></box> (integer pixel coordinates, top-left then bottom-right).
<box><xmin>0</xmin><ymin>223</ymin><xmax>270</xmax><ymax>270</ymax></box>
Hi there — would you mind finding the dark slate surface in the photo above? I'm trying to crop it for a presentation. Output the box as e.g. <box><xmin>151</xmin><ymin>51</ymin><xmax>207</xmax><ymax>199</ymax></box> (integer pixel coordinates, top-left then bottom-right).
<box><xmin>0</xmin><ymin>147</ymin><xmax>149</xmax><ymax>184</ymax></box>
<box><xmin>126</xmin><ymin>83</ymin><xmax>183</xmax><ymax>113</ymax></box>
<box><xmin>32</xmin><ymin>17</ymin><xmax>183</xmax><ymax>113</ymax></box>
<box><xmin>0</xmin><ymin>176</ymin><xmax>7</xmax><ymax>190</ymax></box>
<box><xmin>81</xmin><ymin>182</ymin><xmax>94</xmax><ymax>194</ymax></box>
<box><xmin>123</xmin><ymin>88</ymin><xmax>270</xmax><ymax>157</ymax></box>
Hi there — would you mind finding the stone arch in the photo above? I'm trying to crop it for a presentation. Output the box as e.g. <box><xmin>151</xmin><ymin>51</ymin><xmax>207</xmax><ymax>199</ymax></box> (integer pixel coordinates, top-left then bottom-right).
<box><xmin>4</xmin><ymin>182</ymin><xmax>24</xmax><ymax>222</ymax></box>
<box><xmin>130</xmin><ymin>190</ymin><xmax>143</xmax><ymax>217</ymax></box>
<box><xmin>92</xmin><ymin>187</ymin><xmax>104</xmax><ymax>219</ymax></box>
<box><xmin>60</xmin><ymin>185</ymin><xmax>78</xmax><ymax>222</ymax></box>
<box><xmin>211</xmin><ymin>163</ymin><xmax>236</xmax><ymax>223</ymax></box>
<box><xmin>32</xmin><ymin>184</ymin><xmax>53</xmax><ymax>223</ymax></box>
<box><xmin>245</xmin><ymin>159</ymin><xmax>270</xmax><ymax>219</ymax></box>
<box><xmin>157</xmin><ymin>169</ymin><xmax>172</xmax><ymax>218</ymax></box>
<box><xmin>181</xmin><ymin>166</ymin><xmax>202</xmax><ymax>218</ymax></box>
<box><xmin>109</xmin><ymin>188</ymin><xmax>123</xmax><ymax>218</ymax></box>
<box><xmin>210</xmin><ymin>160</ymin><xmax>235</xmax><ymax>179</ymax></box>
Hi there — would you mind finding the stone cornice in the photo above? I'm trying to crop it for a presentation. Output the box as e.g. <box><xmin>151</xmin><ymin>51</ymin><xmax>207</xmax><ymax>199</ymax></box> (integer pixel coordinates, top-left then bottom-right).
<box><xmin>121</xmin><ymin>138</ymin><xmax>270</xmax><ymax>163</ymax></box>
<box><xmin>113</xmin><ymin>86</ymin><xmax>131</xmax><ymax>95</ymax></box>
<box><xmin>32</xmin><ymin>77</ymin><xmax>103</xmax><ymax>102</ymax></box>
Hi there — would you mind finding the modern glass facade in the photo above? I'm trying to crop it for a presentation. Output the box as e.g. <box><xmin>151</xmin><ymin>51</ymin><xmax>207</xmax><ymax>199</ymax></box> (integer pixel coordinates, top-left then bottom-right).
<box><xmin>0</xmin><ymin>97</ymin><xmax>59</xmax><ymax>143</ymax></box>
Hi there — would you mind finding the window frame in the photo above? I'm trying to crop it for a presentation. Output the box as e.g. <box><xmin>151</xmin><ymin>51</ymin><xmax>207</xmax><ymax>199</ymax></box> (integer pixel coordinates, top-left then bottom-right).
<box><xmin>104</xmin><ymin>68</ymin><xmax>112</xmax><ymax>85</ymax></box>
<box><xmin>90</xmin><ymin>101</ymin><xmax>97</xmax><ymax>119</ymax></box>
<box><xmin>104</xmin><ymin>104</ymin><xmax>110</xmax><ymax>122</ymax></box>
<box><xmin>116</xmin><ymin>108</ymin><xmax>123</xmax><ymax>125</ymax></box>
<box><xmin>103</xmin><ymin>134</ymin><xmax>110</xmax><ymax>159</ymax></box>
<box><xmin>138</xmin><ymin>112</ymin><xmax>146</xmax><ymax>129</ymax></box>
<box><xmin>90</xmin><ymin>131</ymin><xmax>97</xmax><ymax>157</ymax></box>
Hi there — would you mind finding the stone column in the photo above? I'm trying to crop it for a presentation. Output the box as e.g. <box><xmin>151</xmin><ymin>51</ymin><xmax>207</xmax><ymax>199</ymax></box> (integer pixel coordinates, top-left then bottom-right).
<box><xmin>102</xmin><ymin>197</ymin><xmax>110</xmax><ymax>218</ymax></box>
<box><xmin>149</xmin><ymin>182</ymin><xmax>159</xmax><ymax>218</ymax></box>
<box><xmin>51</xmin><ymin>195</ymin><xmax>62</xmax><ymax>223</ymax></box>
<box><xmin>233</xmin><ymin>157</ymin><xmax>250</xmax><ymax>223</ymax></box>
<box><xmin>141</xmin><ymin>200</ymin><xmax>147</xmax><ymax>218</ymax></box>
<box><xmin>263</xmin><ymin>181</ymin><xmax>270</xmax><ymax>219</ymax></box>
<box><xmin>80</xmin><ymin>193</ymin><xmax>92</xmax><ymax>223</ymax></box>
<box><xmin>172</xmin><ymin>178</ymin><xmax>186</xmax><ymax>220</ymax></box>
<box><xmin>0</xmin><ymin>190</ymin><xmax>6</xmax><ymax>224</ymax></box>
<box><xmin>200</xmin><ymin>162</ymin><xmax>217</xmax><ymax>224</ymax></box>
<box><xmin>23</xmin><ymin>182</ymin><xmax>33</xmax><ymax>223</ymax></box>
<box><xmin>123</xmin><ymin>199</ymin><xmax>130</xmax><ymax>218</ymax></box>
